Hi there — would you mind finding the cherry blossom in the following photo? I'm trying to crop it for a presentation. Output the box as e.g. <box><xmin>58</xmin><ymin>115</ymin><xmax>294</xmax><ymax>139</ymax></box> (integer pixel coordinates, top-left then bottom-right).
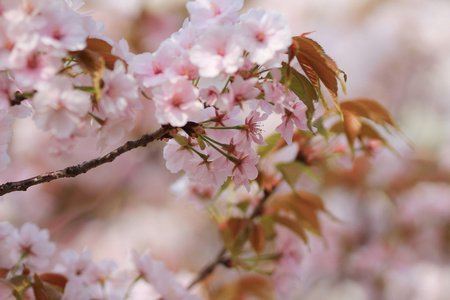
<box><xmin>131</xmin><ymin>250</ymin><xmax>204</xmax><ymax>300</ymax></box>
<box><xmin>221</xmin><ymin>75</ymin><xmax>260</xmax><ymax>110</ymax></box>
<box><xmin>7</xmin><ymin>222</ymin><xmax>56</xmax><ymax>271</ymax></box>
<box><xmin>99</xmin><ymin>60</ymin><xmax>141</xmax><ymax>119</ymax></box>
<box><xmin>163</xmin><ymin>133</ymin><xmax>198</xmax><ymax>173</ymax></box>
<box><xmin>61</xmin><ymin>281</ymin><xmax>90</xmax><ymax>300</ymax></box>
<box><xmin>231</xmin><ymin>149</ymin><xmax>260</xmax><ymax>191</ymax></box>
<box><xmin>238</xmin><ymin>8</ymin><xmax>292</xmax><ymax>65</ymax></box>
<box><xmin>152</xmin><ymin>77</ymin><xmax>203</xmax><ymax>127</ymax></box>
<box><xmin>39</xmin><ymin>5</ymin><xmax>86</xmax><ymax>54</ymax></box>
<box><xmin>32</xmin><ymin>76</ymin><xmax>91</xmax><ymax>139</ymax></box>
<box><xmin>235</xmin><ymin>110</ymin><xmax>268</xmax><ymax>148</ymax></box>
<box><xmin>275</xmin><ymin>97</ymin><xmax>308</xmax><ymax>144</ymax></box>
<box><xmin>54</xmin><ymin>249</ymin><xmax>97</xmax><ymax>284</ymax></box>
<box><xmin>189</xmin><ymin>25</ymin><xmax>243</xmax><ymax>78</ymax></box>
<box><xmin>186</xmin><ymin>0</ymin><xmax>243</xmax><ymax>28</ymax></box>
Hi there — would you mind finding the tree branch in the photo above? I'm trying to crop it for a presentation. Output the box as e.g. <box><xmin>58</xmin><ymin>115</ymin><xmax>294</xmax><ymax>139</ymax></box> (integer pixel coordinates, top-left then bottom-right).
<box><xmin>0</xmin><ymin>125</ymin><xmax>173</xmax><ymax>196</ymax></box>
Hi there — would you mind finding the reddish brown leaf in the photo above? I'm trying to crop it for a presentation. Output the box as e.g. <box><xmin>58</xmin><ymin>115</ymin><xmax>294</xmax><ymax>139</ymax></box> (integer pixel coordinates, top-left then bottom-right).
<box><xmin>249</xmin><ymin>224</ymin><xmax>266</xmax><ymax>254</ymax></box>
<box><xmin>292</xmin><ymin>36</ymin><xmax>344</xmax><ymax>110</ymax></box>
<box><xmin>294</xmin><ymin>190</ymin><xmax>325</xmax><ymax>211</ymax></box>
<box><xmin>343</xmin><ymin>109</ymin><xmax>362</xmax><ymax>149</ymax></box>
<box><xmin>227</xmin><ymin>218</ymin><xmax>249</xmax><ymax>238</ymax></box>
<box><xmin>340</xmin><ymin>99</ymin><xmax>397</xmax><ymax>129</ymax></box>
<box><xmin>32</xmin><ymin>274</ymin><xmax>49</xmax><ymax>300</ymax></box>
<box><xmin>207</xmin><ymin>275</ymin><xmax>275</xmax><ymax>300</ymax></box>
<box><xmin>220</xmin><ymin>218</ymin><xmax>251</xmax><ymax>257</ymax></box>
<box><xmin>39</xmin><ymin>273</ymin><xmax>68</xmax><ymax>290</ymax></box>
<box><xmin>237</xmin><ymin>276</ymin><xmax>275</xmax><ymax>300</ymax></box>
<box><xmin>86</xmin><ymin>38</ymin><xmax>113</xmax><ymax>54</ymax></box>
<box><xmin>32</xmin><ymin>274</ymin><xmax>62</xmax><ymax>300</ymax></box>
<box><xmin>273</xmin><ymin>214</ymin><xmax>308</xmax><ymax>244</ymax></box>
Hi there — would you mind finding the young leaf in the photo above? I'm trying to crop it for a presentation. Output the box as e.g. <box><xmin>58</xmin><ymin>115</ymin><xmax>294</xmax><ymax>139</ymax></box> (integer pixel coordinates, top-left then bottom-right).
<box><xmin>340</xmin><ymin>99</ymin><xmax>398</xmax><ymax>129</ymax></box>
<box><xmin>291</xmin><ymin>36</ymin><xmax>345</xmax><ymax>112</ymax></box>
<box><xmin>276</xmin><ymin>162</ymin><xmax>303</xmax><ymax>190</ymax></box>
<box><xmin>220</xmin><ymin>217</ymin><xmax>251</xmax><ymax>257</ymax></box>
<box><xmin>85</xmin><ymin>38</ymin><xmax>127</xmax><ymax>70</ymax></box>
<box><xmin>249</xmin><ymin>223</ymin><xmax>266</xmax><ymax>255</ymax></box>
<box><xmin>272</xmin><ymin>214</ymin><xmax>308</xmax><ymax>244</ymax></box>
<box><xmin>343</xmin><ymin>109</ymin><xmax>362</xmax><ymax>152</ymax></box>
<box><xmin>39</xmin><ymin>273</ymin><xmax>68</xmax><ymax>290</ymax></box>
<box><xmin>86</xmin><ymin>38</ymin><xmax>113</xmax><ymax>53</ymax></box>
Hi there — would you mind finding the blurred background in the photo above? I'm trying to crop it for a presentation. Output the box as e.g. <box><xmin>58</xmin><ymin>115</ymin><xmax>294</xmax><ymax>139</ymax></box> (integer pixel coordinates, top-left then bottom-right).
<box><xmin>1</xmin><ymin>0</ymin><xmax>450</xmax><ymax>299</ymax></box>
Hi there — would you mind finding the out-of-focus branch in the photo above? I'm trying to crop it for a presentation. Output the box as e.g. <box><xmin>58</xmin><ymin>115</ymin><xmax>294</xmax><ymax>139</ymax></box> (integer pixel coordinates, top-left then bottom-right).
<box><xmin>187</xmin><ymin>188</ymin><xmax>273</xmax><ymax>290</ymax></box>
<box><xmin>0</xmin><ymin>126</ymin><xmax>173</xmax><ymax>196</ymax></box>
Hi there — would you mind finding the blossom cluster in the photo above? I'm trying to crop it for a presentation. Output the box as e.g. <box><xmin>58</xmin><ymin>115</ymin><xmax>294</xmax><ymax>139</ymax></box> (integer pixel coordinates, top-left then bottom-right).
<box><xmin>0</xmin><ymin>0</ymin><xmax>311</xmax><ymax>191</ymax></box>
<box><xmin>0</xmin><ymin>221</ymin><xmax>204</xmax><ymax>300</ymax></box>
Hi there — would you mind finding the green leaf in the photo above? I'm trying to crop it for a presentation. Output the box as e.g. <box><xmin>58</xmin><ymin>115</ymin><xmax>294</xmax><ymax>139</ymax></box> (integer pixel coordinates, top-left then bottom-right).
<box><xmin>276</xmin><ymin>162</ymin><xmax>303</xmax><ymax>190</ymax></box>
<box><xmin>312</xmin><ymin>117</ymin><xmax>328</xmax><ymax>139</ymax></box>
<box><xmin>257</xmin><ymin>133</ymin><xmax>282</xmax><ymax>158</ymax></box>
<box><xmin>260</xmin><ymin>215</ymin><xmax>276</xmax><ymax>239</ymax></box>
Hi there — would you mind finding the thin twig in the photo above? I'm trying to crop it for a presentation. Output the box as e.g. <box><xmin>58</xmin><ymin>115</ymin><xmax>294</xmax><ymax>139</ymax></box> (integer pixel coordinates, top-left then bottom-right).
<box><xmin>187</xmin><ymin>188</ymin><xmax>274</xmax><ymax>289</ymax></box>
<box><xmin>0</xmin><ymin>126</ymin><xmax>172</xmax><ymax>196</ymax></box>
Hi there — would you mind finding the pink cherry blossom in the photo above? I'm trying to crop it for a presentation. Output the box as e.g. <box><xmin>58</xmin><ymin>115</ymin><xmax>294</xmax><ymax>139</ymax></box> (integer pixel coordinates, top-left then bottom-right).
<box><xmin>7</xmin><ymin>222</ymin><xmax>56</xmax><ymax>272</ymax></box>
<box><xmin>152</xmin><ymin>77</ymin><xmax>203</xmax><ymax>127</ymax></box>
<box><xmin>132</xmin><ymin>41</ymin><xmax>181</xmax><ymax>88</ymax></box>
<box><xmin>131</xmin><ymin>250</ymin><xmax>204</xmax><ymax>300</ymax></box>
<box><xmin>9</xmin><ymin>42</ymin><xmax>63</xmax><ymax>89</ymax></box>
<box><xmin>163</xmin><ymin>133</ymin><xmax>198</xmax><ymax>173</ymax></box>
<box><xmin>39</xmin><ymin>6</ymin><xmax>86</xmax><ymax>54</ymax></box>
<box><xmin>261</xmin><ymin>69</ymin><xmax>289</xmax><ymax>114</ymax></box>
<box><xmin>232</xmin><ymin>149</ymin><xmax>260</xmax><ymax>191</ymax></box>
<box><xmin>275</xmin><ymin>98</ymin><xmax>308</xmax><ymax>144</ymax></box>
<box><xmin>111</xmin><ymin>38</ymin><xmax>135</xmax><ymax>65</ymax></box>
<box><xmin>186</xmin><ymin>0</ymin><xmax>243</xmax><ymax>28</ymax></box>
<box><xmin>170</xmin><ymin>19</ymin><xmax>199</xmax><ymax>50</ymax></box>
<box><xmin>238</xmin><ymin>8</ymin><xmax>292</xmax><ymax>65</ymax></box>
<box><xmin>0</xmin><ymin>281</ymin><xmax>15</xmax><ymax>300</ymax></box>
<box><xmin>165</xmin><ymin>51</ymin><xmax>199</xmax><ymax>82</ymax></box>
<box><xmin>186</xmin><ymin>147</ymin><xmax>230</xmax><ymax>187</ymax></box>
<box><xmin>92</xmin><ymin>116</ymin><xmax>135</xmax><ymax>150</ymax></box>
<box><xmin>235</xmin><ymin>110</ymin><xmax>268</xmax><ymax>148</ymax></box>
<box><xmin>61</xmin><ymin>281</ymin><xmax>90</xmax><ymax>300</ymax></box>
<box><xmin>189</xmin><ymin>25</ymin><xmax>243</xmax><ymax>78</ymax></box>
<box><xmin>199</xmin><ymin>85</ymin><xmax>220</xmax><ymax>106</ymax></box>
<box><xmin>32</xmin><ymin>76</ymin><xmax>91</xmax><ymax>139</ymax></box>
<box><xmin>99</xmin><ymin>60</ymin><xmax>141</xmax><ymax>119</ymax></box>
<box><xmin>221</xmin><ymin>75</ymin><xmax>260</xmax><ymax>110</ymax></box>
<box><xmin>54</xmin><ymin>249</ymin><xmax>97</xmax><ymax>284</ymax></box>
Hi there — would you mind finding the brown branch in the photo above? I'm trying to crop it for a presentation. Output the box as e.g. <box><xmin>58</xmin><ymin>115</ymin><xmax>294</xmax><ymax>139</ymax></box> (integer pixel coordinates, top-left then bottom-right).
<box><xmin>187</xmin><ymin>188</ymin><xmax>273</xmax><ymax>290</ymax></box>
<box><xmin>0</xmin><ymin>126</ymin><xmax>173</xmax><ymax>196</ymax></box>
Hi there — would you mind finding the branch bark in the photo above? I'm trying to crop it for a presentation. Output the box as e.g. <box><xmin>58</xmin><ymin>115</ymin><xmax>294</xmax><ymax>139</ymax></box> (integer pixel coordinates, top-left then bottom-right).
<box><xmin>0</xmin><ymin>125</ymin><xmax>172</xmax><ymax>196</ymax></box>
